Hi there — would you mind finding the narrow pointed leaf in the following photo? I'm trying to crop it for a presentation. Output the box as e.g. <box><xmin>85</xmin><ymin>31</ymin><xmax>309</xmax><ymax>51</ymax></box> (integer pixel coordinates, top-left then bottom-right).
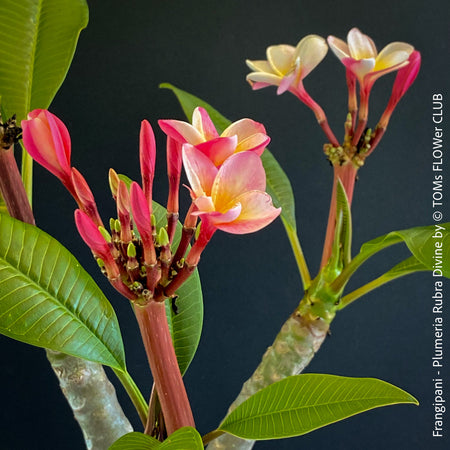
<box><xmin>336</xmin><ymin>180</ymin><xmax>352</xmax><ymax>265</ymax></box>
<box><xmin>0</xmin><ymin>0</ymin><xmax>89</xmax><ymax>121</ymax></box>
<box><xmin>119</xmin><ymin>174</ymin><xmax>203</xmax><ymax>375</ymax></box>
<box><xmin>358</xmin><ymin>223</ymin><xmax>450</xmax><ymax>277</ymax></box>
<box><xmin>218</xmin><ymin>374</ymin><xmax>418</xmax><ymax>440</ymax></box>
<box><xmin>160</xmin><ymin>83</ymin><xmax>297</xmax><ymax>231</ymax></box>
<box><xmin>0</xmin><ymin>213</ymin><xmax>125</xmax><ymax>370</ymax></box>
<box><xmin>382</xmin><ymin>255</ymin><xmax>428</xmax><ymax>279</ymax></box>
<box><xmin>109</xmin><ymin>427</ymin><xmax>203</xmax><ymax>449</ymax></box>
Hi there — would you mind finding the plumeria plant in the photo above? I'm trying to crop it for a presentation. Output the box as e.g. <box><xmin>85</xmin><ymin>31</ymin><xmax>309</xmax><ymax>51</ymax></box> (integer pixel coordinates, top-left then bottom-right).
<box><xmin>0</xmin><ymin>2</ymin><xmax>448</xmax><ymax>450</ymax></box>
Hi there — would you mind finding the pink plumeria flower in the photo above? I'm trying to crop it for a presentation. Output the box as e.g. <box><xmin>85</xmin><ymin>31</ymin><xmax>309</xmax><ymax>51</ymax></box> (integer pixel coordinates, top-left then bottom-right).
<box><xmin>182</xmin><ymin>144</ymin><xmax>280</xmax><ymax>235</ymax></box>
<box><xmin>159</xmin><ymin>107</ymin><xmax>270</xmax><ymax>167</ymax></box>
<box><xmin>22</xmin><ymin>109</ymin><xmax>72</xmax><ymax>188</ymax></box>
<box><xmin>246</xmin><ymin>35</ymin><xmax>328</xmax><ymax>95</ymax></box>
<box><xmin>327</xmin><ymin>28</ymin><xmax>414</xmax><ymax>91</ymax></box>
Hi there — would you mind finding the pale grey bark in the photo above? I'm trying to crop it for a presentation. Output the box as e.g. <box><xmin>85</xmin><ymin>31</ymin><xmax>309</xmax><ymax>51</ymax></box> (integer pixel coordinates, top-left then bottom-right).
<box><xmin>207</xmin><ymin>312</ymin><xmax>329</xmax><ymax>450</ymax></box>
<box><xmin>46</xmin><ymin>350</ymin><xmax>133</xmax><ymax>450</ymax></box>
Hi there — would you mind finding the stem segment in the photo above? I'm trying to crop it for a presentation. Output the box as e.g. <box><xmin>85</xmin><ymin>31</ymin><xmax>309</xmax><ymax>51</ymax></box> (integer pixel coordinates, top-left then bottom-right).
<box><xmin>282</xmin><ymin>218</ymin><xmax>311</xmax><ymax>290</ymax></box>
<box><xmin>112</xmin><ymin>369</ymin><xmax>149</xmax><ymax>426</ymax></box>
<box><xmin>320</xmin><ymin>163</ymin><xmax>357</xmax><ymax>268</ymax></box>
<box><xmin>0</xmin><ymin>145</ymin><xmax>35</xmax><ymax>224</ymax></box>
<box><xmin>134</xmin><ymin>301</ymin><xmax>195</xmax><ymax>435</ymax></box>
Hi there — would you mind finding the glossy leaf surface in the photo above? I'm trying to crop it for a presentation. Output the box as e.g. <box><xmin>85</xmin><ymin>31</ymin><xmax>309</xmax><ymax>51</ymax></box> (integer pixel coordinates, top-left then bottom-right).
<box><xmin>0</xmin><ymin>0</ymin><xmax>88</xmax><ymax>121</ymax></box>
<box><xmin>219</xmin><ymin>374</ymin><xmax>418</xmax><ymax>440</ymax></box>
<box><xmin>359</xmin><ymin>223</ymin><xmax>450</xmax><ymax>277</ymax></box>
<box><xmin>109</xmin><ymin>427</ymin><xmax>203</xmax><ymax>449</ymax></box>
<box><xmin>0</xmin><ymin>213</ymin><xmax>125</xmax><ymax>370</ymax></box>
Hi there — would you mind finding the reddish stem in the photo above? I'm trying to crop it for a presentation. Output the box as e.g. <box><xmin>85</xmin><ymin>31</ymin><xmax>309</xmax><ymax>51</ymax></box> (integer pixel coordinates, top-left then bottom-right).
<box><xmin>0</xmin><ymin>145</ymin><xmax>35</xmax><ymax>225</ymax></box>
<box><xmin>320</xmin><ymin>163</ymin><xmax>357</xmax><ymax>268</ymax></box>
<box><xmin>134</xmin><ymin>301</ymin><xmax>195</xmax><ymax>435</ymax></box>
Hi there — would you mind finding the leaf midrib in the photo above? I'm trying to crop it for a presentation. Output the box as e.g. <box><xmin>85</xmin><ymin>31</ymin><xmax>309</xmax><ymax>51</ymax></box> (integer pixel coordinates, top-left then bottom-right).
<box><xmin>26</xmin><ymin>0</ymin><xmax>45</xmax><ymax>113</ymax></box>
<box><xmin>224</xmin><ymin>394</ymin><xmax>411</xmax><ymax>425</ymax></box>
<box><xmin>0</xmin><ymin>225</ymin><xmax>122</xmax><ymax>368</ymax></box>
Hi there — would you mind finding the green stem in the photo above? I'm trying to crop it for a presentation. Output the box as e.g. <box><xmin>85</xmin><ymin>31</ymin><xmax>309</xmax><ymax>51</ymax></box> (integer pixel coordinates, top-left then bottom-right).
<box><xmin>282</xmin><ymin>218</ymin><xmax>311</xmax><ymax>290</ymax></box>
<box><xmin>20</xmin><ymin>144</ymin><xmax>33</xmax><ymax>206</ymax></box>
<box><xmin>113</xmin><ymin>368</ymin><xmax>148</xmax><ymax>426</ymax></box>
<box><xmin>331</xmin><ymin>235</ymin><xmax>404</xmax><ymax>293</ymax></box>
<box><xmin>338</xmin><ymin>268</ymin><xmax>424</xmax><ymax>310</ymax></box>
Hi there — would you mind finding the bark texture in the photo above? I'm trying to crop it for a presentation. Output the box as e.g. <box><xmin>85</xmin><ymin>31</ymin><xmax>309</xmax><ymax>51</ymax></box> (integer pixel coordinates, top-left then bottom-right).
<box><xmin>207</xmin><ymin>312</ymin><xmax>329</xmax><ymax>450</ymax></box>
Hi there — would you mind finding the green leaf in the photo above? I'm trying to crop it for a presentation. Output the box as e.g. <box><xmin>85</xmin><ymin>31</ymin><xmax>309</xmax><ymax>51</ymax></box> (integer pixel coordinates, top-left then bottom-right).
<box><xmin>0</xmin><ymin>213</ymin><xmax>126</xmax><ymax>370</ymax></box>
<box><xmin>218</xmin><ymin>374</ymin><xmax>418</xmax><ymax>440</ymax></box>
<box><xmin>118</xmin><ymin>174</ymin><xmax>203</xmax><ymax>375</ymax></box>
<box><xmin>109</xmin><ymin>432</ymin><xmax>160</xmax><ymax>450</ymax></box>
<box><xmin>335</xmin><ymin>181</ymin><xmax>352</xmax><ymax>266</ymax></box>
<box><xmin>359</xmin><ymin>223</ymin><xmax>450</xmax><ymax>278</ymax></box>
<box><xmin>0</xmin><ymin>0</ymin><xmax>89</xmax><ymax>121</ymax></box>
<box><xmin>109</xmin><ymin>427</ymin><xmax>203</xmax><ymax>450</ymax></box>
<box><xmin>160</xmin><ymin>82</ymin><xmax>297</xmax><ymax>231</ymax></box>
<box><xmin>382</xmin><ymin>255</ymin><xmax>428</xmax><ymax>279</ymax></box>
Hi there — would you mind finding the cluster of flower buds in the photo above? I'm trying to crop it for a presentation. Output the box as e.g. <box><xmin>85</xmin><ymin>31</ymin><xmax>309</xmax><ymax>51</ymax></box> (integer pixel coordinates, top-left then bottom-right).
<box><xmin>21</xmin><ymin>108</ymin><xmax>280</xmax><ymax>304</ymax></box>
<box><xmin>246</xmin><ymin>28</ymin><xmax>421</xmax><ymax>166</ymax></box>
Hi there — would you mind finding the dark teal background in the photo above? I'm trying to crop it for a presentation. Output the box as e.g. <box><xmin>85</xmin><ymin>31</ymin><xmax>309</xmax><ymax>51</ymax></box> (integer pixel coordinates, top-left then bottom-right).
<box><xmin>1</xmin><ymin>0</ymin><xmax>449</xmax><ymax>448</ymax></box>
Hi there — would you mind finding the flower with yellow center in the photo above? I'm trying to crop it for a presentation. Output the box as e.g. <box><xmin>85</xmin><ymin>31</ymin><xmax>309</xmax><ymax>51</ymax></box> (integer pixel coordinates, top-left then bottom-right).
<box><xmin>327</xmin><ymin>28</ymin><xmax>414</xmax><ymax>89</ymax></box>
<box><xmin>246</xmin><ymin>35</ymin><xmax>328</xmax><ymax>95</ymax></box>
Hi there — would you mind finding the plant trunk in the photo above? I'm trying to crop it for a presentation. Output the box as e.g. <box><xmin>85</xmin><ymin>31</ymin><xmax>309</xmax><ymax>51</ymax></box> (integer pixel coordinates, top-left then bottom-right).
<box><xmin>46</xmin><ymin>350</ymin><xmax>133</xmax><ymax>449</ymax></box>
<box><xmin>207</xmin><ymin>312</ymin><xmax>329</xmax><ymax>449</ymax></box>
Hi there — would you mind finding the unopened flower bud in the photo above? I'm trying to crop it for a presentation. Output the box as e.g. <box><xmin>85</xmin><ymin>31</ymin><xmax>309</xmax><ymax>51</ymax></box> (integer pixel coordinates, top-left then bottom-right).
<box><xmin>98</xmin><ymin>226</ymin><xmax>112</xmax><ymax>243</ymax></box>
<box><xmin>127</xmin><ymin>242</ymin><xmax>137</xmax><ymax>258</ymax></box>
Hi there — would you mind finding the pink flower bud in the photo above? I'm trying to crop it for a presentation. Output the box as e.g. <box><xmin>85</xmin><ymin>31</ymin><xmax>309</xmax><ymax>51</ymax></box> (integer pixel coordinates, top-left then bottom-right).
<box><xmin>22</xmin><ymin>109</ymin><xmax>72</xmax><ymax>188</ymax></box>
<box><xmin>378</xmin><ymin>51</ymin><xmax>421</xmax><ymax>129</ymax></box>
<box><xmin>139</xmin><ymin>120</ymin><xmax>156</xmax><ymax>209</ymax></box>
<box><xmin>71</xmin><ymin>168</ymin><xmax>103</xmax><ymax>227</ymax></box>
<box><xmin>116</xmin><ymin>181</ymin><xmax>132</xmax><ymax>243</ymax></box>
<box><xmin>130</xmin><ymin>182</ymin><xmax>157</xmax><ymax>267</ymax></box>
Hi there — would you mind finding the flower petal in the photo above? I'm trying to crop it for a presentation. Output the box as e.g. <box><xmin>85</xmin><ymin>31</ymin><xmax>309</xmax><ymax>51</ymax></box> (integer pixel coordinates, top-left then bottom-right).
<box><xmin>215</xmin><ymin>191</ymin><xmax>281</xmax><ymax>234</ymax></box>
<box><xmin>343</xmin><ymin>57</ymin><xmax>376</xmax><ymax>81</ymax></box>
<box><xmin>182</xmin><ymin>144</ymin><xmax>218</xmax><ymax>197</ymax></box>
<box><xmin>200</xmin><ymin>203</ymin><xmax>242</xmax><ymax>227</ymax></box>
<box><xmin>195</xmin><ymin>135</ymin><xmax>238</xmax><ymax>167</ymax></box>
<box><xmin>222</xmin><ymin>118</ymin><xmax>265</xmax><ymax>139</ymax></box>
<box><xmin>246</xmin><ymin>71</ymin><xmax>282</xmax><ymax>87</ymax></box>
<box><xmin>277</xmin><ymin>72</ymin><xmax>296</xmax><ymax>94</ymax></box>
<box><xmin>294</xmin><ymin>35</ymin><xmax>328</xmax><ymax>79</ymax></box>
<box><xmin>245</xmin><ymin>59</ymin><xmax>276</xmax><ymax>74</ymax></box>
<box><xmin>327</xmin><ymin>35</ymin><xmax>350</xmax><ymax>61</ymax></box>
<box><xmin>158</xmin><ymin>119</ymin><xmax>204</xmax><ymax>145</ymax></box>
<box><xmin>267</xmin><ymin>44</ymin><xmax>295</xmax><ymax>75</ymax></box>
<box><xmin>212</xmin><ymin>151</ymin><xmax>266</xmax><ymax>211</ymax></box>
<box><xmin>374</xmin><ymin>42</ymin><xmax>414</xmax><ymax>71</ymax></box>
<box><xmin>192</xmin><ymin>107</ymin><xmax>219</xmax><ymax>141</ymax></box>
<box><xmin>235</xmin><ymin>133</ymin><xmax>269</xmax><ymax>156</ymax></box>
<box><xmin>347</xmin><ymin>27</ymin><xmax>377</xmax><ymax>60</ymax></box>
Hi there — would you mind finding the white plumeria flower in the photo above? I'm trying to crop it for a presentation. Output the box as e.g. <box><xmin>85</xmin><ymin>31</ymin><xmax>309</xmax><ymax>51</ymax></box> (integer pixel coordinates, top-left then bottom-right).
<box><xmin>327</xmin><ymin>28</ymin><xmax>414</xmax><ymax>88</ymax></box>
<box><xmin>246</xmin><ymin>35</ymin><xmax>328</xmax><ymax>95</ymax></box>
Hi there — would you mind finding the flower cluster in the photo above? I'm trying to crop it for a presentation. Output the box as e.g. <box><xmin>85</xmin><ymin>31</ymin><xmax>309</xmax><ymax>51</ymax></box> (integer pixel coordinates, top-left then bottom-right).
<box><xmin>246</xmin><ymin>28</ymin><xmax>421</xmax><ymax>162</ymax></box>
<box><xmin>22</xmin><ymin>108</ymin><xmax>280</xmax><ymax>303</ymax></box>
